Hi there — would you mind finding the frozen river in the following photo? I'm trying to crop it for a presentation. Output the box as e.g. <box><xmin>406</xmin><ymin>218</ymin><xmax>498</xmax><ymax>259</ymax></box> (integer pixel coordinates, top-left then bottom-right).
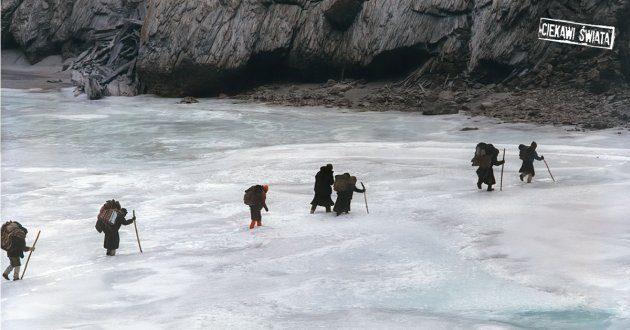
<box><xmin>2</xmin><ymin>88</ymin><xmax>629</xmax><ymax>329</ymax></box>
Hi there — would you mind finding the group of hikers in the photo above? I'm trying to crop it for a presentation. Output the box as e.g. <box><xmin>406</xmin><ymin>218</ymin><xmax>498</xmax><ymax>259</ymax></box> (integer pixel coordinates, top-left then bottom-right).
<box><xmin>243</xmin><ymin>164</ymin><xmax>367</xmax><ymax>230</ymax></box>
<box><xmin>472</xmin><ymin>141</ymin><xmax>546</xmax><ymax>191</ymax></box>
<box><xmin>2</xmin><ymin>141</ymin><xmax>549</xmax><ymax>279</ymax></box>
<box><xmin>309</xmin><ymin>164</ymin><xmax>366</xmax><ymax>216</ymax></box>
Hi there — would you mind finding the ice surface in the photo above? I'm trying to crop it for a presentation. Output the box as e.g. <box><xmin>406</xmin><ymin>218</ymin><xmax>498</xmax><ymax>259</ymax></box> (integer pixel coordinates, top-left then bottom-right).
<box><xmin>1</xmin><ymin>88</ymin><xmax>629</xmax><ymax>329</ymax></box>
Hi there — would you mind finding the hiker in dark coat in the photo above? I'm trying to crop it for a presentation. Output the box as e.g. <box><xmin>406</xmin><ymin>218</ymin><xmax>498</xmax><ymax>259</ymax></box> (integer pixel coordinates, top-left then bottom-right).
<box><xmin>472</xmin><ymin>143</ymin><xmax>504</xmax><ymax>192</ymax></box>
<box><xmin>2</xmin><ymin>222</ymin><xmax>33</xmax><ymax>281</ymax></box>
<box><xmin>103</xmin><ymin>208</ymin><xmax>135</xmax><ymax>256</ymax></box>
<box><xmin>311</xmin><ymin>164</ymin><xmax>335</xmax><ymax>214</ymax></box>
<box><xmin>249</xmin><ymin>185</ymin><xmax>269</xmax><ymax>229</ymax></box>
<box><xmin>333</xmin><ymin>174</ymin><xmax>365</xmax><ymax>216</ymax></box>
<box><xmin>519</xmin><ymin>141</ymin><xmax>544</xmax><ymax>183</ymax></box>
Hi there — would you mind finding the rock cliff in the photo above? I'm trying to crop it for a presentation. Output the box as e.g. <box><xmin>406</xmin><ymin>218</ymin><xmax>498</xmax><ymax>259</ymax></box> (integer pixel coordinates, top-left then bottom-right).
<box><xmin>3</xmin><ymin>0</ymin><xmax>629</xmax><ymax>98</ymax></box>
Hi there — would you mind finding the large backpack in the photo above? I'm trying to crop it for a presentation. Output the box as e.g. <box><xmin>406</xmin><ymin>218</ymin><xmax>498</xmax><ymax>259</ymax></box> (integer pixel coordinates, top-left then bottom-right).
<box><xmin>243</xmin><ymin>185</ymin><xmax>263</xmax><ymax>206</ymax></box>
<box><xmin>485</xmin><ymin>144</ymin><xmax>500</xmax><ymax>164</ymax></box>
<box><xmin>472</xmin><ymin>143</ymin><xmax>487</xmax><ymax>166</ymax></box>
<box><xmin>485</xmin><ymin>143</ymin><xmax>498</xmax><ymax>157</ymax></box>
<box><xmin>334</xmin><ymin>174</ymin><xmax>352</xmax><ymax>192</ymax></box>
<box><xmin>96</xmin><ymin>199</ymin><xmax>121</xmax><ymax>232</ymax></box>
<box><xmin>518</xmin><ymin>144</ymin><xmax>527</xmax><ymax>160</ymax></box>
<box><xmin>1</xmin><ymin>221</ymin><xmax>27</xmax><ymax>251</ymax></box>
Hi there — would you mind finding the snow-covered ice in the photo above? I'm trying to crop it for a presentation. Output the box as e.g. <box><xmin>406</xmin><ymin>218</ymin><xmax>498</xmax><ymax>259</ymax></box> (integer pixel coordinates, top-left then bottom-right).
<box><xmin>1</xmin><ymin>88</ymin><xmax>629</xmax><ymax>329</ymax></box>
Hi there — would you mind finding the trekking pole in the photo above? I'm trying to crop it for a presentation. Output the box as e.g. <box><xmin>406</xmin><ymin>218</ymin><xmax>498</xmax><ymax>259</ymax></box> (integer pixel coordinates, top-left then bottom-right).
<box><xmin>500</xmin><ymin>148</ymin><xmax>505</xmax><ymax>191</ymax></box>
<box><xmin>132</xmin><ymin>210</ymin><xmax>143</xmax><ymax>253</ymax></box>
<box><xmin>361</xmin><ymin>182</ymin><xmax>369</xmax><ymax>214</ymax></box>
<box><xmin>543</xmin><ymin>158</ymin><xmax>556</xmax><ymax>182</ymax></box>
<box><xmin>21</xmin><ymin>230</ymin><xmax>41</xmax><ymax>280</ymax></box>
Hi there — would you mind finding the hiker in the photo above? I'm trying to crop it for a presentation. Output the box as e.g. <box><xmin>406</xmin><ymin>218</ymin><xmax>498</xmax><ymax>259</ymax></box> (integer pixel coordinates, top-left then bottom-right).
<box><xmin>471</xmin><ymin>143</ymin><xmax>505</xmax><ymax>191</ymax></box>
<box><xmin>96</xmin><ymin>202</ymin><xmax>136</xmax><ymax>256</ymax></box>
<box><xmin>311</xmin><ymin>164</ymin><xmax>335</xmax><ymax>214</ymax></box>
<box><xmin>244</xmin><ymin>185</ymin><xmax>269</xmax><ymax>229</ymax></box>
<box><xmin>518</xmin><ymin>141</ymin><xmax>544</xmax><ymax>183</ymax></box>
<box><xmin>333</xmin><ymin>173</ymin><xmax>365</xmax><ymax>216</ymax></box>
<box><xmin>2</xmin><ymin>221</ymin><xmax>34</xmax><ymax>281</ymax></box>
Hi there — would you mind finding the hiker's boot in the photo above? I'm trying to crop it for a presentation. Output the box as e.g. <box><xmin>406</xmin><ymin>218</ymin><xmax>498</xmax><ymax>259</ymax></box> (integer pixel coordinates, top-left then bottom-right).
<box><xmin>249</xmin><ymin>220</ymin><xmax>256</xmax><ymax>229</ymax></box>
<box><xmin>477</xmin><ymin>180</ymin><xmax>482</xmax><ymax>189</ymax></box>
<box><xmin>325</xmin><ymin>206</ymin><xmax>331</xmax><ymax>213</ymax></box>
<box><xmin>110</xmin><ymin>250</ymin><xmax>116</xmax><ymax>256</ymax></box>
<box><xmin>310</xmin><ymin>205</ymin><xmax>316</xmax><ymax>214</ymax></box>
<box><xmin>13</xmin><ymin>266</ymin><xmax>20</xmax><ymax>280</ymax></box>
<box><xmin>2</xmin><ymin>266</ymin><xmax>11</xmax><ymax>280</ymax></box>
<box><xmin>256</xmin><ymin>220</ymin><xmax>262</xmax><ymax>227</ymax></box>
<box><xmin>487</xmin><ymin>185</ymin><xmax>494</xmax><ymax>192</ymax></box>
<box><xmin>526</xmin><ymin>174</ymin><xmax>533</xmax><ymax>183</ymax></box>
<box><xmin>519</xmin><ymin>174</ymin><xmax>524</xmax><ymax>181</ymax></box>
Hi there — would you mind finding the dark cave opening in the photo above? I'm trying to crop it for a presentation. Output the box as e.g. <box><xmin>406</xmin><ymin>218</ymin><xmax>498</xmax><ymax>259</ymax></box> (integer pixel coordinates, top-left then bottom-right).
<box><xmin>244</xmin><ymin>45</ymin><xmax>431</xmax><ymax>84</ymax></box>
<box><xmin>165</xmin><ymin>46</ymin><xmax>434</xmax><ymax>96</ymax></box>
<box><xmin>1</xmin><ymin>34</ymin><xmax>19</xmax><ymax>50</ymax></box>
<box><xmin>473</xmin><ymin>59</ymin><xmax>514</xmax><ymax>84</ymax></box>
<box><xmin>357</xmin><ymin>46</ymin><xmax>432</xmax><ymax>80</ymax></box>
<box><xmin>243</xmin><ymin>48</ymin><xmax>295</xmax><ymax>86</ymax></box>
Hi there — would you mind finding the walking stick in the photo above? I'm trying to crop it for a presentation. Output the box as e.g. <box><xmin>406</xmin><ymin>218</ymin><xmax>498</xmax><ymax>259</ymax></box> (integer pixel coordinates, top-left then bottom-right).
<box><xmin>361</xmin><ymin>182</ymin><xmax>369</xmax><ymax>214</ymax></box>
<box><xmin>132</xmin><ymin>210</ymin><xmax>143</xmax><ymax>253</ymax></box>
<box><xmin>21</xmin><ymin>230</ymin><xmax>41</xmax><ymax>280</ymax></box>
<box><xmin>543</xmin><ymin>158</ymin><xmax>555</xmax><ymax>182</ymax></box>
<box><xmin>500</xmin><ymin>148</ymin><xmax>505</xmax><ymax>191</ymax></box>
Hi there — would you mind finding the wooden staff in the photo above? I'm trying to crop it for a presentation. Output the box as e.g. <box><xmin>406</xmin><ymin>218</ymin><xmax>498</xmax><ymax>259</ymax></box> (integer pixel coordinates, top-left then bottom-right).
<box><xmin>543</xmin><ymin>158</ymin><xmax>555</xmax><ymax>182</ymax></box>
<box><xmin>133</xmin><ymin>210</ymin><xmax>142</xmax><ymax>253</ymax></box>
<box><xmin>361</xmin><ymin>182</ymin><xmax>369</xmax><ymax>214</ymax></box>
<box><xmin>500</xmin><ymin>148</ymin><xmax>505</xmax><ymax>191</ymax></box>
<box><xmin>21</xmin><ymin>230</ymin><xmax>41</xmax><ymax>280</ymax></box>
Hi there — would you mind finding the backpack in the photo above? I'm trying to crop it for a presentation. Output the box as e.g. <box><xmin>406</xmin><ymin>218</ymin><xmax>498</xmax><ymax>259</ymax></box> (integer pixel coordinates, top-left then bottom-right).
<box><xmin>243</xmin><ymin>185</ymin><xmax>263</xmax><ymax>206</ymax></box>
<box><xmin>334</xmin><ymin>174</ymin><xmax>352</xmax><ymax>192</ymax></box>
<box><xmin>485</xmin><ymin>143</ymin><xmax>499</xmax><ymax>157</ymax></box>
<box><xmin>97</xmin><ymin>199</ymin><xmax>121</xmax><ymax>231</ymax></box>
<box><xmin>485</xmin><ymin>143</ymin><xmax>500</xmax><ymax>164</ymax></box>
<box><xmin>1</xmin><ymin>221</ymin><xmax>27</xmax><ymax>251</ymax></box>
<box><xmin>472</xmin><ymin>143</ymin><xmax>487</xmax><ymax>166</ymax></box>
<box><xmin>518</xmin><ymin>144</ymin><xmax>527</xmax><ymax>160</ymax></box>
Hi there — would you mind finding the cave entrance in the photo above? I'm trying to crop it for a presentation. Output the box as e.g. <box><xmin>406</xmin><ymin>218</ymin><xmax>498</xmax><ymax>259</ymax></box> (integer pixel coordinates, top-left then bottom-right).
<box><xmin>358</xmin><ymin>46</ymin><xmax>432</xmax><ymax>80</ymax></box>
<box><xmin>474</xmin><ymin>59</ymin><xmax>514</xmax><ymax>84</ymax></box>
<box><xmin>245</xmin><ymin>48</ymin><xmax>294</xmax><ymax>85</ymax></box>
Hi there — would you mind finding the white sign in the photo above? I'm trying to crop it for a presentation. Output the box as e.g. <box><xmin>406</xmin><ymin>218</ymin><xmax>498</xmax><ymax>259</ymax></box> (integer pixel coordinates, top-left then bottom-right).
<box><xmin>538</xmin><ymin>18</ymin><xmax>615</xmax><ymax>50</ymax></box>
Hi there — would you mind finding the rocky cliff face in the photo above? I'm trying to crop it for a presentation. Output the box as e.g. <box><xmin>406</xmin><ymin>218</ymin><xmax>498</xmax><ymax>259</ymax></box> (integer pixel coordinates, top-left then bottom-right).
<box><xmin>3</xmin><ymin>0</ymin><xmax>146</xmax><ymax>98</ymax></box>
<box><xmin>3</xmin><ymin>0</ymin><xmax>630</xmax><ymax>98</ymax></box>
<box><xmin>136</xmin><ymin>0</ymin><xmax>472</xmax><ymax>95</ymax></box>
<box><xmin>136</xmin><ymin>0</ymin><xmax>629</xmax><ymax>96</ymax></box>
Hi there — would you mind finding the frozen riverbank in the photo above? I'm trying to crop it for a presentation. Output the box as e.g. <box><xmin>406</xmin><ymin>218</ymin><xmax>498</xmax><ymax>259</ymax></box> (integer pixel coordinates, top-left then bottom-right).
<box><xmin>1</xmin><ymin>88</ymin><xmax>629</xmax><ymax>329</ymax></box>
<box><xmin>1</xmin><ymin>50</ymin><xmax>71</xmax><ymax>90</ymax></box>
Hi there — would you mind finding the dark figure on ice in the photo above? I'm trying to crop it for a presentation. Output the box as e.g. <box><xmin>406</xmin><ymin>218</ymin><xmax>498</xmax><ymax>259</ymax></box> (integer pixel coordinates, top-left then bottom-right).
<box><xmin>518</xmin><ymin>141</ymin><xmax>544</xmax><ymax>183</ymax></box>
<box><xmin>95</xmin><ymin>200</ymin><xmax>135</xmax><ymax>256</ymax></box>
<box><xmin>471</xmin><ymin>143</ymin><xmax>504</xmax><ymax>192</ymax></box>
<box><xmin>102</xmin><ymin>209</ymin><xmax>135</xmax><ymax>256</ymax></box>
<box><xmin>244</xmin><ymin>184</ymin><xmax>269</xmax><ymax>229</ymax></box>
<box><xmin>311</xmin><ymin>164</ymin><xmax>335</xmax><ymax>214</ymax></box>
<box><xmin>1</xmin><ymin>221</ymin><xmax>34</xmax><ymax>281</ymax></box>
<box><xmin>333</xmin><ymin>173</ymin><xmax>365</xmax><ymax>216</ymax></box>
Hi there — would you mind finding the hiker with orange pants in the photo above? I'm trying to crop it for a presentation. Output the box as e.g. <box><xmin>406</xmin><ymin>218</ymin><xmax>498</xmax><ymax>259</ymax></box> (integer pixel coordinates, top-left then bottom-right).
<box><xmin>244</xmin><ymin>184</ymin><xmax>269</xmax><ymax>229</ymax></box>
